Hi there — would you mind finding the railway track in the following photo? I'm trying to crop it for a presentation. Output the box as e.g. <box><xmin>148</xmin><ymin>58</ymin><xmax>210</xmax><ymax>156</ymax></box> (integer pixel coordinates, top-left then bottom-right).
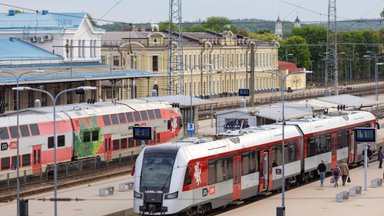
<box><xmin>0</xmin><ymin>163</ymin><xmax>133</xmax><ymax>203</ymax></box>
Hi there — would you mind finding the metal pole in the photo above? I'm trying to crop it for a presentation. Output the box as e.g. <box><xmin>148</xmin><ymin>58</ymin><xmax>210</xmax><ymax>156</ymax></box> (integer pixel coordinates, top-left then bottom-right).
<box><xmin>16</xmin><ymin>77</ymin><xmax>20</xmax><ymax>216</ymax></box>
<box><xmin>250</xmin><ymin>43</ymin><xmax>255</xmax><ymax>107</ymax></box>
<box><xmin>189</xmin><ymin>66</ymin><xmax>194</xmax><ymax>136</ymax></box>
<box><xmin>364</xmin><ymin>144</ymin><xmax>368</xmax><ymax>191</ymax></box>
<box><xmin>53</xmin><ymin>95</ymin><xmax>57</xmax><ymax>216</ymax></box>
<box><xmin>281</xmin><ymin>74</ymin><xmax>286</xmax><ymax>210</ymax></box>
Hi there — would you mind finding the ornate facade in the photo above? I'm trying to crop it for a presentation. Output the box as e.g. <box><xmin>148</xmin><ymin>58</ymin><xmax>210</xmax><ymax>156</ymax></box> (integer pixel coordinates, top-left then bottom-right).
<box><xmin>101</xmin><ymin>30</ymin><xmax>281</xmax><ymax>99</ymax></box>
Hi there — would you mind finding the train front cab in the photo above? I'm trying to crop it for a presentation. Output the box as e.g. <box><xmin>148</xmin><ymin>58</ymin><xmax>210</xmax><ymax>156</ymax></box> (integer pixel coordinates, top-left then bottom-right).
<box><xmin>134</xmin><ymin>146</ymin><xmax>180</xmax><ymax>215</ymax></box>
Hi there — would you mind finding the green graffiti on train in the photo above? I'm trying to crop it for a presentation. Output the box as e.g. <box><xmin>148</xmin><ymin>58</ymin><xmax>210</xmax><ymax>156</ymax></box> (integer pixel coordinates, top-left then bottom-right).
<box><xmin>73</xmin><ymin>116</ymin><xmax>102</xmax><ymax>158</ymax></box>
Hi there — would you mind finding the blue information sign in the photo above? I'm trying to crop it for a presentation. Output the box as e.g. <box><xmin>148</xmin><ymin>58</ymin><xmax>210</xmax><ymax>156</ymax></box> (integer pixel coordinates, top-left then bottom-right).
<box><xmin>133</xmin><ymin>127</ymin><xmax>152</xmax><ymax>140</ymax></box>
<box><xmin>238</xmin><ymin>88</ymin><xmax>250</xmax><ymax>96</ymax></box>
<box><xmin>355</xmin><ymin>128</ymin><xmax>376</xmax><ymax>142</ymax></box>
<box><xmin>187</xmin><ymin>123</ymin><xmax>195</xmax><ymax>135</ymax></box>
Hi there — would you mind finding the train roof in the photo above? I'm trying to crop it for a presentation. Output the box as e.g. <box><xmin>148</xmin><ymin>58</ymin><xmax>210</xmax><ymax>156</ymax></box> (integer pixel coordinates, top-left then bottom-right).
<box><xmin>1</xmin><ymin>99</ymin><xmax>175</xmax><ymax>126</ymax></box>
<box><xmin>286</xmin><ymin>111</ymin><xmax>376</xmax><ymax>134</ymax></box>
<box><xmin>179</xmin><ymin>124</ymin><xmax>301</xmax><ymax>160</ymax></box>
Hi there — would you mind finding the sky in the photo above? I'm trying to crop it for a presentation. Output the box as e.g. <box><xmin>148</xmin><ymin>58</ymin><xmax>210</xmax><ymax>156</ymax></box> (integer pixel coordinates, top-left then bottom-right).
<box><xmin>0</xmin><ymin>0</ymin><xmax>384</xmax><ymax>24</ymax></box>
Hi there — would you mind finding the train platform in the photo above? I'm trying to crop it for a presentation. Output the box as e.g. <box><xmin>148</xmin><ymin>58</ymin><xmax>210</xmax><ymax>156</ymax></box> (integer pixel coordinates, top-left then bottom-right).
<box><xmin>0</xmin><ymin>174</ymin><xmax>134</xmax><ymax>216</ymax></box>
<box><xmin>219</xmin><ymin>161</ymin><xmax>384</xmax><ymax>216</ymax></box>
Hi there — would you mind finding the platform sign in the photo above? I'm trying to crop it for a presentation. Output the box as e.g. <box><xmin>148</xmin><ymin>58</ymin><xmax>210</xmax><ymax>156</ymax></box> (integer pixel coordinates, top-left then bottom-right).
<box><xmin>133</xmin><ymin>127</ymin><xmax>152</xmax><ymax>140</ymax></box>
<box><xmin>355</xmin><ymin>128</ymin><xmax>376</xmax><ymax>142</ymax></box>
<box><xmin>238</xmin><ymin>88</ymin><xmax>250</xmax><ymax>96</ymax></box>
<box><xmin>187</xmin><ymin>123</ymin><xmax>195</xmax><ymax>135</ymax></box>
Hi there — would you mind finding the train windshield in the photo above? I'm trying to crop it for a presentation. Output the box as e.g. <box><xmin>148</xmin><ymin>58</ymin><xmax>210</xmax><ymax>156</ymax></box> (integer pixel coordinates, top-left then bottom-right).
<box><xmin>140</xmin><ymin>154</ymin><xmax>175</xmax><ymax>192</ymax></box>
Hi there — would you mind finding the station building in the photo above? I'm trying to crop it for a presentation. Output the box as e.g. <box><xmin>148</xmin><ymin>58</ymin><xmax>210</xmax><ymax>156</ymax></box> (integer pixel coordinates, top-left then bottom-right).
<box><xmin>101</xmin><ymin>29</ymin><xmax>285</xmax><ymax>99</ymax></box>
<box><xmin>0</xmin><ymin>10</ymin><xmax>153</xmax><ymax>112</ymax></box>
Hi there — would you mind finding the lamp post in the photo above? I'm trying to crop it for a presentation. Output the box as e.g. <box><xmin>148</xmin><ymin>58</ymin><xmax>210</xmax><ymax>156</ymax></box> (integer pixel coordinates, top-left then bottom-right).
<box><xmin>262</xmin><ymin>69</ymin><xmax>312</xmax><ymax>216</ymax></box>
<box><xmin>12</xmin><ymin>86</ymin><xmax>97</xmax><ymax>216</ymax></box>
<box><xmin>186</xmin><ymin>64</ymin><xmax>211</xmax><ymax>136</ymax></box>
<box><xmin>375</xmin><ymin>62</ymin><xmax>383</xmax><ymax>109</ymax></box>
<box><xmin>2</xmin><ymin>69</ymin><xmax>45</xmax><ymax>216</ymax></box>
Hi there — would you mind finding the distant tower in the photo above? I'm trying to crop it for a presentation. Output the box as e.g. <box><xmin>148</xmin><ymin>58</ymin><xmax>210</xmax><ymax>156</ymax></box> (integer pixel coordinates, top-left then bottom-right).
<box><xmin>325</xmin><ymin>0</ymin><xmax>338</xmax><ymax>95</ymax></box>
<box><xmin>294</xmin><ymin>15</ymin><xmax>301</xmax><ymax>28</ymax></box>
<box><xmin>275</xmin><ymin>16</ymin><xmax>283</xmax><ymax>38</ymax></box>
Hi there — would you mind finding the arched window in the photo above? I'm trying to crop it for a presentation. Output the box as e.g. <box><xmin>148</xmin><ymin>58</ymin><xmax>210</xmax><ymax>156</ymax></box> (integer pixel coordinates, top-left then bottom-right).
<box><xmin>78</xmin><ymin>40</ymin><xmax>81</xmax><ymax>58</ymax></box>
<box><xmin>65</xmin><ymin>39</ymin><xmax>69</xmax><ymax>58</ymax></box>
<box><xmin>90</xmin><ymin>40</ymin><xmax>93</xmax><ymax>57</ymax></box>
<box><xmin>82</xmin><ymin>40</ymin><xmax>85</xmax><ymax>58</ymax></box>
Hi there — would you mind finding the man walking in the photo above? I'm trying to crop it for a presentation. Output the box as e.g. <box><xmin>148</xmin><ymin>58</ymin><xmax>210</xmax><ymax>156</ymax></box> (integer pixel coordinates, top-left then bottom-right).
<box><xmin>317</xmin><ymin>160</ymin><xmax>326</xmax><ymax>188</ymax></box>
<box><xmin>378</xmin><ymin>146</ymin><xmax>383</xmax><ymax>169</ymax></box>
<box><xmin>339</xmin><ymin>160</ymin><xmax>349</xmax><ymax>186</ymax></box>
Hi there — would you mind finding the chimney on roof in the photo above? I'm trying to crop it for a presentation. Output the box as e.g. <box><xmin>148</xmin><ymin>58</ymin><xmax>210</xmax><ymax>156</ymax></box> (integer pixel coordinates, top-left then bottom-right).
<box><xmin>42</xmin><ymin>10</ymin><xmax>49</xmax><ymax>15</ymax></box>
<box><xmin>8</xmin><ymin>10</ymin><xmax>15</xmax><ymax>16</ymax></box>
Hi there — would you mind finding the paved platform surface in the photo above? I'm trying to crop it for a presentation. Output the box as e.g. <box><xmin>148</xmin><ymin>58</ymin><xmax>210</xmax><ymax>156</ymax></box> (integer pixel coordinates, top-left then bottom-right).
<box><xmin>0</xmin><ymin>174</ymin><xmax>134</xmax><ymax>216</ymax></box>
<box><xmin>219</xmin><ymin>161</ymin><xmax>384</xmax><ymax>216</ymax></box>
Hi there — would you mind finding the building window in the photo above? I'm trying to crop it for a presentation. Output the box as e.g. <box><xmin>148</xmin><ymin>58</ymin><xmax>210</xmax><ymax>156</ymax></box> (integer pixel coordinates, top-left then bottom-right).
<box><xmin>113</xmin><ymin>56</ymin><xmax>119</xmax><ymax>67</ymax></box>
<box><xmin>93</xmin><ymin>40</ymin><xmax>97</xmax><ymax>57</ymax></box>
<box><xmin>90</xmin><ymin>40</ymin><xmax>93</xmax><ymax>57</ymax></box>
<box><xmin>82</xmin><ymin>40</ymin><xmax>85</xmax><ymax>58</ymax></box>
<box><xmin>78</xmin><ymin>40</ymin><xmax>81</xmax><ymax>58</ymax></box>
<box><xmin>101</xmin><ymin>56</ymin><xmax>106</xmax><ymax>64</ymax></box>
<box><xmin>152</xmin><ymin>56</ymin><xmax>158</xmax><ymax>71</ymax></box>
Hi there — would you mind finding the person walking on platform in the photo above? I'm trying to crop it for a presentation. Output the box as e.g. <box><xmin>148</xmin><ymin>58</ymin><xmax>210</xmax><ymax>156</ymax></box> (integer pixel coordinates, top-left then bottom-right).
<box><xmin>339</xmin><ymin>160</ymin><xmax>349</xmax><ymax>186</ymax></box>
<box><xmin>332</xmin><ymin>164</ymin><xmax>341</xmax><ymax>187</ymax></box>
<box><xmin>317</xmin><ymin>160</ymin><xmax>326</xmax><ymax>188</ymax></box>
<box><xmin>378</xmin><ymin>146</ymin><xmax>383</xmax><ymax>169</ymax></box>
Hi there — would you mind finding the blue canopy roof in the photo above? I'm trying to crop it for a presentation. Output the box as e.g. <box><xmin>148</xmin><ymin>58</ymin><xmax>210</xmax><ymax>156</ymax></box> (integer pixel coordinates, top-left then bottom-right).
<box><xmin>0</xmin><ymin>12</ymin><xmax>86</xmax><ymax>30</ymax></box>
<box><xmin>0</xmin><ymin>38</ymin><xmax>63</xmax><ymax>60</ymax></box>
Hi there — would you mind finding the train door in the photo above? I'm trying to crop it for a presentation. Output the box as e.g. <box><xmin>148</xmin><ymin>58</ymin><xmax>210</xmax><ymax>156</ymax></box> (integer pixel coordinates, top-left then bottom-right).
<box><xmin>259</xmin><ymin>150</ymin><xmax>269</xmax><ymax>192</ymax></box>
<box><xmin>104</xmin><ymin>134</ymin><xmax>112</xmax><ymax>161</ymax></box>
<box><xmin>232</xmin><ymin>156</ymin><xmax>241</xmax><ymax>201</ymax></box>
<box><xmin>331</xmin><ymin>133</ymin><xmax>338</xmax><ymax>167</ymax></box>
<box><xmin>32</xmin><ymin>145</ymin><xmax>41</xmax><ymax>174</ymax></box>
<box><xmin>348</xmin><ymin>129</ymin><xmax>354</xmax><ymax>163</ymax></box>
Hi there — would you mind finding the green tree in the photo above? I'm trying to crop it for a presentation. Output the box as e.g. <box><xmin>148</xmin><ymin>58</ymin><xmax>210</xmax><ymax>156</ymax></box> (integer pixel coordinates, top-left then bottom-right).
<box><xmin>87</xmin><ymin>14</ymin><xmax>97</xmax><ymax>27</ymax></box>
<box><xmin>159</xmin><ymin>21</ymin><xmax>178</xmax><ymax>32</ymax></box>
<box><xmin>203</xmin><ymin>16</ymin><xmax>232</xmax><ymax>32</ymax></box>
<box><xmin>184</xmin><ymin>24</ymin><xmax>206</xmax><ymax>32</ymax></box>
<box><xmin>280</xmin><ymin>36</ymin><xmax>311</xmax><ymax>68</ymax></box>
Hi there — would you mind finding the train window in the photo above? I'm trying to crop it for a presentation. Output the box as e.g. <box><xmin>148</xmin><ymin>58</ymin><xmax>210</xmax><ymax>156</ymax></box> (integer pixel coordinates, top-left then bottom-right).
<box><xmin>1</xmin><ymin>157</ymin><xmax>10</xmax><ymax>170</ymax></box>
<box><xmin>11</xmin><ymin>156</ymin><xmax>17</xmax><ymax>169</ymax></box>
<box><xmin>22</xmin><ymin>154</ymin><xmax>31</xmax><ymax>167</ymax></box>
<box><xmin>226</xmin><ymin>158</ymin><xmax>233</xmax><ymax>179</ymax></box>
<box><xmin>242</xmin><ymin>154</ymin><xmax>250</xmax><ymax>175</ymax></box>
<box><xmin>216</xmin><ymin>159</ymin><xmax>224</xmax><ymax>182</ymax></box>
<box><xmin>208</xmin><ymin>161</ymin><xmax>216</xmax><ymax>185</ymax></box>
<box><xmin>133</xmin><ymin>112</ymin><xmax>141</xmax><ymax>122</ymax></box>
<box><xmin>113</xmin><ymin>140</ymin><xmax>120</xmax><ymax>150</ymax></box>
<box><xmin>20</xmin><ymin>125</ymin><xmax>30</xmax><ymax>137</ymax></box>
<box><xmin>48</xmin><ymin>136</ymin><xmax>54</xmax><ymax>149</ymax></box>
<box><xmin>92</xmin><ymin>130</ymin><xmax>99</xmax><ymax>141</ymax></box>
<box><xmin>121</xmin><ymin>138</ymin><xmax>127</xmax><ymax>149</ymax></box>
<box><xmin>126</xmin><ymin>113</ymin><xmax>134</xmax><ymax>123</ymax></box>
<box><xmin>307</xmin><ymin>137</ymin><xmax>316</xmax><ymax>157</ymax></box>
<box><xmin>167</xmin><ymin>120</ymin><xmax>171</xmax><ymax>130</ymax></box>
<box><xmin>83</xmin><ymin>131</ymin><xmax>91</xmax><ymax>142</ymax></box>
<box><xmin>9</xmin><ymin>126</ymin><xmax>19</xmax><ymax>139</ymax></box>
<box><xmin>148</xmin><ymin>110</ymin><xmax>155</xmax><ymax>120</ymax></box>
<box><xmin>58</xmin><ymin>135</ymin><xmax>65</xmax><ymax>147</ymax></box>
<box><xmin>338</xmin><ymin>130</ymin><xmax>348</xmax><ymax>149</ymax></box>
<box><xmin>285</xmin><ymin>142</ymin><xmax>298</xmax><ymax>163</ymax></box>
<box><xmin>0</xmin><ymin>127</ymin><xmax>9</xmax><ymax>140</ymax></box>
<box><xmin>30</xmin><ymin>124</ymin><xmax>40</xmax><ymax>136</ymax></box>
<box><xmin>118</xmin><ymin>113</ymin><xmax>126</xmax><ymax>124</ymax></box>
<box><xmin>272</xmin><ymin>147</ymin><xmax>282</xmax><ymax>166</ymax></box>
<box><xmin>183</xmin><ymin>166</ymin><xmax>192</xmax><ymax>187</ymax></box>
<box><xmin>140</xmin><ymin>111</ymin><xmax>148</xmax><ymax>121</ymax></box>
<box><xmin>250</xmin><ymin>151</ymin><xmax>259</xmax><ymax>172</ymax></box>
<box><xmin>128</xmin><ymin>137</ymin><xmax>135</xmax><ymax>148</ymax></box>
<box><xmin>111</xmin><ymin>114</ymin><xmax>119</xmax><ymax>125</ymax></box>
<box><xmin>154</xmin><ymin>109</ymin><xmax>161</xmax><ymax>119</ymax></box>
<box><xmin>103</xmin><ymin>115</ymin><xmax>111</xmax><ymax>126</ymax></box>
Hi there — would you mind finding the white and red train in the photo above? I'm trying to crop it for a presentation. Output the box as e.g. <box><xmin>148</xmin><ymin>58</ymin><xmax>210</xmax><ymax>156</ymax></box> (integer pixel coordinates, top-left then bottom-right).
<box><xmin>133</xmin><ymin>110</ymin><xmax>377</xmax><ymax>215</ymax></box>
<box><xmin>0</xmin><ymin>100</ymin><xmax>183</xmax><ymax>180</ymax></box>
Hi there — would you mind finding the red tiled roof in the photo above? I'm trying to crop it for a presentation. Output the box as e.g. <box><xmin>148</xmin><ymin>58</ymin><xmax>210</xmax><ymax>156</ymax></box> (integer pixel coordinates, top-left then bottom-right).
<box><xmin>278</xmin><ymin>61</ymin><xmax>304</xmax><ymax>73</ymax></box>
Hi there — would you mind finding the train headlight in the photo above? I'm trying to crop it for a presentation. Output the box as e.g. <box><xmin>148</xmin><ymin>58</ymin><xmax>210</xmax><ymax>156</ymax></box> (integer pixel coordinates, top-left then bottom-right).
<box><xmin>164</xmin><ymin>191</ymin><xmax>178</xmax><ymax>199</ymax></box>
<box><xmin>134</xmin><ymin>191</ymin><xmax>143</xmax><ymax>199</ymax></box>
